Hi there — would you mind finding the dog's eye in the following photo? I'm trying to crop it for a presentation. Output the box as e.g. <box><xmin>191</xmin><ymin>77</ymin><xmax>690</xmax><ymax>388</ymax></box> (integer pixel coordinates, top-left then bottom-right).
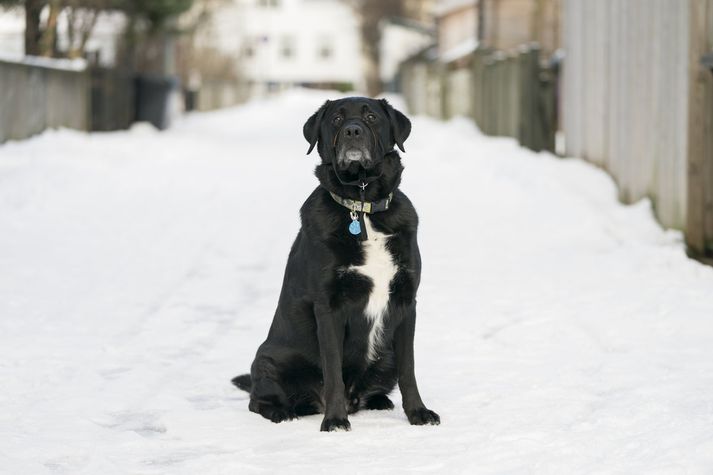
<box><xmin>365</xmin><ymin>113</ymin><xmax>377</xmax><ymax>123</ymax></box>
<box><xmin>332</xmin><ymin>116</ymin><xmax>343</xmax><ymax>126</ymax></box>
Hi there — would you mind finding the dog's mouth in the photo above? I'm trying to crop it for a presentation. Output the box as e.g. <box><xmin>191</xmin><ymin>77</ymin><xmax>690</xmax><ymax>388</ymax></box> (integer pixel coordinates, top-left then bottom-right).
<box><xmin>336</xmin><ymin>146</ymin><xmax>373</xmax><ymax>170</ymax></box>
<box><xmin>345</xmin><ymin>149</ymin><xmax>365</xmax><ymax>162</ymax></box>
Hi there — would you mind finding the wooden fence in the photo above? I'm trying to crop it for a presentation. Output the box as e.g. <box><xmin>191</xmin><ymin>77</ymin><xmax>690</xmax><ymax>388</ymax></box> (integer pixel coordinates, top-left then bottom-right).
<box><xmin>0</xmin><ymin>58</ymin><xmax>90</xmax><ymax>143</ymax></box>
<box><xmin>563</xmin><ymin>0</ymin><xmax>713</xmax><ymax>256</ymax></box>
<box><xmin>399</xmin><ymin>57</ymin><xmax>445</xmax><ymax>118</ymax></box>
<box><xmin>194</xmin><ymin>79</ymin><xmax>251</xmax><ymax>112</ymax></box>
<box><xmin>470</xmin><ymin>45</ymin><xmax>557</xmax><ymax>152</ymax></box>
<box><xmin>563</xmin><ymin>0</ymin><xmax>690</xmax><ymax>230</ymax></box>
<box><xmin>400</xmin><ymin>44</ymin><xmax>558</xmax><ymax>153</ymax></box>
<box><xmin>687</xmin><ymin>1</ymin><xmax>713</xmax><ymax>257</ymax></box>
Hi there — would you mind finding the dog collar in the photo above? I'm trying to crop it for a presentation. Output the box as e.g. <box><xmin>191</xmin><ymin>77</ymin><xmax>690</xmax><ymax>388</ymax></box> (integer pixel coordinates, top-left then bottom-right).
<box><xmin>329</xmin><ymin>191</ymin><xmax>393</xmax><ymax>214</ymax></box>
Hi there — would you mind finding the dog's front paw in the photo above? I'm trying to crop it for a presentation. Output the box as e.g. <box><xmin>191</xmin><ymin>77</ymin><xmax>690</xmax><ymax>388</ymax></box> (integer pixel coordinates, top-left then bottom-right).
<box><xmin>320</xmin><ymin>416</ymin><xmax>351</xmax><ymax>432</ymax></box>
<box><xmin>406</xmin><ymin>407</ymin><xmax>440</xmax><ymax>426</ymax></box>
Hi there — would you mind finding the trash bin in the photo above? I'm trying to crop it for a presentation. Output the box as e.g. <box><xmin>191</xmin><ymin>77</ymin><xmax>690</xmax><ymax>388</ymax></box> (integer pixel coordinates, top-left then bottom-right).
<box><xmin>134</xmin><ymin>74</ymin><xmax>180</xmax><ymax>130</ymax></box>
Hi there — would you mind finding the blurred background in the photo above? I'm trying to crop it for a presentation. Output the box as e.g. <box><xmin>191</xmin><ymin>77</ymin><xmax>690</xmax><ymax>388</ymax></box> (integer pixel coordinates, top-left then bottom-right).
<box><xmin>0</xmin><ymin>0</ymin><xmax>712</xmax><ymax>261</ymax></box>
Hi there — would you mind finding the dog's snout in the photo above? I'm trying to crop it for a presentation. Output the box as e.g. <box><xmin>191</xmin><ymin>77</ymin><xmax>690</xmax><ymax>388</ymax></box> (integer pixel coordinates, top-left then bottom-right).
<box><xmin>342</xmin><ymin>123</ymin><xmax>363</xmax><ymax>139</ymax></box>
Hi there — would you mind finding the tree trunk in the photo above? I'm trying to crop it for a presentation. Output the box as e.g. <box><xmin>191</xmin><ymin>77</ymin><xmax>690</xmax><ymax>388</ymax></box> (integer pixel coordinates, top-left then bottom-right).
<box><xmin>363</xmin><ymin>40</ymin><xmax>381</xmax><ymax>97</ymax></box>
<box><xmin>25</xmin><ymin>0</ymin><xmax>45</xmax><ymax>56</ymax></box>
<box><xmin>355</xmin><ymin>0</ymin><xmax>402</xmax><ymax>97</ymax></box>
<box><xmin>39</xmin><ymin>0</ymin><xmax>61</xmax><ymax>57</ymax></box>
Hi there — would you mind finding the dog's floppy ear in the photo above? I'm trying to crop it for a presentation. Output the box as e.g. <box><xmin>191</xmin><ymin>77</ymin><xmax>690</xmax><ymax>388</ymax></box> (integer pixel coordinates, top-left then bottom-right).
<box><xmin>303</xmin><ymin>100</ymin><xmax>330</xmax><ymax>155</ymax></box>
<box><xmin>380</xmin><ymin>99</ymin><xmax>411</xmax><ymax>153</ymax></box>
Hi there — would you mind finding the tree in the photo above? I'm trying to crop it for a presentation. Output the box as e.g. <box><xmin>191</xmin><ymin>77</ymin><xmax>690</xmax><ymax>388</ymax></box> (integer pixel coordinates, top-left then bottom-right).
<box><xmin>0</xmin><ymin>0</ymin><xmax>46</xmax><ymax>55</ymax></box>
<box><xmin>0</xmin><ymin>0</ymin><xmax>117</xmax><ymax>57</ymax></box>
<box><xmin>117</xmin><ymin>0</ymin><xmax>195</xmax><ymax>74</ymax></box>
<box><xmin>351</xmin><ymin>0</ymin><xmax>403</xmax><ymax>97</ymax></box>
<box><xmin>0</xmin><ymin>0</ymin><xmax>193</xmax><ymax>61</ymax></box>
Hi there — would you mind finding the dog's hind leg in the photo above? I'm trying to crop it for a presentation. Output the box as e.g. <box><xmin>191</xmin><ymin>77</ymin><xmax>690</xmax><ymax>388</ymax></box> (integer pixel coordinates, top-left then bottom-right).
<box><xmin>248</xmin><ymin>355</ymin><xmax>294</xmax><ymax>423</ymax></box>
<box><xmin>351</xmin><ymin>350</ymin><xmax>398</xmax><ymax>412</ymax></box>
<box><xmin>248</xmin><ymin>377</ymin><xmax>293</xmax><ymax>423</ymax></box>
<box><xmin>365</xmin><ymin>394</ymin><xmax>395</xmax><ymax>410</ymax></box>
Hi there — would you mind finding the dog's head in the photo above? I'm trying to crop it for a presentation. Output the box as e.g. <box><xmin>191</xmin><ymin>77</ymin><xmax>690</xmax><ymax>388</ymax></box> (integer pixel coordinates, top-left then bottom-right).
<box><xmin>303</xmin><ymin>97</ymin><xmax>411</xmax><ymax>174</ymax></box>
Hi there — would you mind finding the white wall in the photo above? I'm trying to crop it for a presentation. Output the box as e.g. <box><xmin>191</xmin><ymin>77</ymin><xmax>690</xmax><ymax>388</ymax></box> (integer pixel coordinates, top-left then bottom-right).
<box><xmin>199</xmin><ymin>0</ymin><xmax>363</xmax><ymax>90</ymax></box>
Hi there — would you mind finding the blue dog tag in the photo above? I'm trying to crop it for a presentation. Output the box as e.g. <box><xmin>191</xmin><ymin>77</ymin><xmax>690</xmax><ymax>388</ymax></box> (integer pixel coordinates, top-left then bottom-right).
<box><xmin>349</xmin><ymin>220</ymin><xmax>361</xmax><ymax>235</ymax></box>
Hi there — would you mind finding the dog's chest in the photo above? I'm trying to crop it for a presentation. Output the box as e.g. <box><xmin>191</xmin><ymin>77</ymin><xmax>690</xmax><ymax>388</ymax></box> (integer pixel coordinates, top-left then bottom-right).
<box><xmin>348</xmin><ymin>215</ymin><xmax>398</xmax><ymax>360</ymax></box>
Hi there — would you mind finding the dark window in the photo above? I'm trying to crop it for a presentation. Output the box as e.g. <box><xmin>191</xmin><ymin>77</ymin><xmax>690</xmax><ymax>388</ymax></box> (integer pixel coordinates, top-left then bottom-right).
<box><xmin>318</xmin><ymin>38</ymin><xmax>333</xmax><ymax>60</ymax></box>
<box><xmin>242</xmin><ymin>40</ymin><xmax>255</xmax><ymax>58</ymax></box>
<box><xmin>281</xmin><ymin>37</ymin><xmax>295</xmax><ymax>59</ymax></box>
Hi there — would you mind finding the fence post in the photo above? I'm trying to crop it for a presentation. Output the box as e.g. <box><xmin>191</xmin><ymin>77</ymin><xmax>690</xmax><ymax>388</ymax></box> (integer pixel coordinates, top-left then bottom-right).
<box><xmin>687</xmin><ymin>1</ymin><xmax>713</xmax><ymax>258</ymax></box>
<box><xmin>483</xmin><ymin>56</ymin><xmax>495</xmax><ymax>134</ymax></box>
<box><xmin>518</xmin><ymin>45</ymin><xmax>541</xmax><ymax>151</ymax></box>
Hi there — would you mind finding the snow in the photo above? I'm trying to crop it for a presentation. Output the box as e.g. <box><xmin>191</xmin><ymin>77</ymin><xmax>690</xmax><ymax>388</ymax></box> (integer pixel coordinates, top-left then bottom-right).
<box><xmin>0</xmin><ymin>9</ymin><xmax>125</xmax><ymax>67</ymax></box>
<box><xmin>440</xmin><ymin>37</ymin><xmax>479</xmax><ymax>63</ymax></box>
<box><xmin>0</xmin><ymin>53</ymin><xmax>87</xmax><ymax>71</ymax></box>
<box><xmin>433</xmin><ymin>0</ymin><xmax>478</xmax><ymax>17</ymax></box>
<box><xmin>1</xmin><ymin>90</ymin><xmax>713</xmax><ymax>474</ymax></box>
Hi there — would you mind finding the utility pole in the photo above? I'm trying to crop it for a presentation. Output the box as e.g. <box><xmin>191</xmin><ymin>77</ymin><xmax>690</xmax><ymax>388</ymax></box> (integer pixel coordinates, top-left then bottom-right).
<box><xmin>478</xmin><ymin>0</ymin><xmax>485</xmax><ymax>43</ymax></box>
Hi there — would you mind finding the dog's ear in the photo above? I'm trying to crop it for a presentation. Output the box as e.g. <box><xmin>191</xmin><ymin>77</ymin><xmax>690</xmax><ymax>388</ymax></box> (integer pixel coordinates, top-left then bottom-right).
<box><xmin>380</xmin><ymin>99</ymin><xmax>411</xmax><ymax>153</ymax></box>
<box><xmin>303</xmin><ymin>100</ymin><xmax>330</xmax><ymax>155</ymax></box>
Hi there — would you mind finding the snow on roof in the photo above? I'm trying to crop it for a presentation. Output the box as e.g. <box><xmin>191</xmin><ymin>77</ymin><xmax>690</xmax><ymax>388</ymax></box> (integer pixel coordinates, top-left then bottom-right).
<box><xmin>433</xmin><ymin>0</ymin><xmax>477</xmax><ymax>17</ymax></box>
<box><xmin>0</xmin><ymin>53</ymin><xmax>87</xmax><ymax>72</ymax></box>
<box><xmin>440</xmin><ymin>37</ymin><xmax>478</xmax><ymax>63</ymax></box>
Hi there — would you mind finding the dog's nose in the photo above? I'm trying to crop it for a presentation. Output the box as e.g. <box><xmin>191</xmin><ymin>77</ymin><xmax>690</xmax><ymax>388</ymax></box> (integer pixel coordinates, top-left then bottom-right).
<box><xmin>343</xmin><ymin>123</ymin><xmax>363</xmax><ymax>139</ymax></box>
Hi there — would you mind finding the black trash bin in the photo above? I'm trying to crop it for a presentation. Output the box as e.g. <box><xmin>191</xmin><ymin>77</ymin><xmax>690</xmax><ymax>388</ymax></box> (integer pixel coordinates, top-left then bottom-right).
<box><xmin>134</xmin><ymin>74</ymin><xmax>180</xmax><ymax>130</ymax></box>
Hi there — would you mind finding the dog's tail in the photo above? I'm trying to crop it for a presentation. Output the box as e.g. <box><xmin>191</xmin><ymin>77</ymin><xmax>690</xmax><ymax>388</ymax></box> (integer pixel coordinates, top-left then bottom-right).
<box><xmin>231</xmin><ymin>374</ymin><xmax>252</xmax><ymax>392</ymax></box>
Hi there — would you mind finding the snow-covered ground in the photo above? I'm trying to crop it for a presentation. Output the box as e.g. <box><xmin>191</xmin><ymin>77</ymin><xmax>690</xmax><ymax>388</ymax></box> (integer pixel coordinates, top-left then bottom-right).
<box><xmin>1</xmin><ymin>90</ymin><xmax>713</xmax><ymax>474</ymax></box>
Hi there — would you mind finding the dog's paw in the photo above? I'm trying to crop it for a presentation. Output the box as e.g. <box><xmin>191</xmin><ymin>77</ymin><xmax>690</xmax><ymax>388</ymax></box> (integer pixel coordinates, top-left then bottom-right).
<box><xmin>270</xmin><ymin>409</ymin><xmax>292</xmax><ymax>423</ymax></box>
<box><xmin>254</xmin><ymin>404</ymin><xmax>292</xmax><ymax>424</ymax></box>
<box><xmin>406</xmin><ymin>407</ymin><xmax>440</xmax><ymax>426</ymax></box>
<box><xmin>320</xmin><ymin>416</ymin><xmax>351</xmax><ymax>432</ymax></box>
<box><xmin>365</xmin><ymin>394</ymin><xmax>394</xmax><ymax>410</ymax></box>
<box><xmin>348</xmin><ymin>397</ymin><xmax>361</xmax><ymax>414</ymax></box>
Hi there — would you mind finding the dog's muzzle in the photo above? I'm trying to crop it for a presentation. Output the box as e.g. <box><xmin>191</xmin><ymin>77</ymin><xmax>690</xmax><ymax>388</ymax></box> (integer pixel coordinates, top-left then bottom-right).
<box><xmin>335</xmin><ymin>120</ymin><xmax>374</xmax><ymax>169</ymax></box>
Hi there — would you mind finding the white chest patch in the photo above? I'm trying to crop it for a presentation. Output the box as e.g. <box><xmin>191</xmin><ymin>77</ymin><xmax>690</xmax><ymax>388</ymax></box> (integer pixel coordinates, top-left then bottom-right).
<box><xmin>348</xmin><ymin>215</ymin><xmax>398</xmax><ymax>361</ymax></box>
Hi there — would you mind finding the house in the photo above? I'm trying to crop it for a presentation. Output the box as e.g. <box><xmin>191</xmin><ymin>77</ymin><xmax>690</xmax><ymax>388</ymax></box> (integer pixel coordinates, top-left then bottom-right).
<box><xmin>479</xmin><ymin>0</ymin><xmax>561</xmax><ymax>57</ymax></box>
<box><xmin>191</xmin><ymin>0</ymin><xmax>363</xmax><ymax>99</ymax></box>
<box><xmin>432</xmin><ymin>0</ymin><xmax>479</xmax><ymax>118</ymax></box>
<box><xmin>433</xmin><ymin>0</ymin><xmax>562</xmax><ymax>62</ymax></box>
<box><xmin>435</xmin><ymin>0</ymin><xmax>478</xmax><ymax>65</ymax></box>
<box><xmin>379</xmin><ymin>17</ymin><xmax>434</xmax><ymax>92</ymax></box>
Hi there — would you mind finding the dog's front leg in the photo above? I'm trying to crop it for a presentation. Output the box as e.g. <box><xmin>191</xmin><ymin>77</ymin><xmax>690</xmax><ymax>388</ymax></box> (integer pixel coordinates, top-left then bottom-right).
<box><xmin>315</xmin><ymin>304</ymin><xmax>350</xmax><ymax>431</ymax></box>
<box><xmin>394</xmin><ymin>304</ymin><xmax>440</xmax><ymax>426</ymax></box>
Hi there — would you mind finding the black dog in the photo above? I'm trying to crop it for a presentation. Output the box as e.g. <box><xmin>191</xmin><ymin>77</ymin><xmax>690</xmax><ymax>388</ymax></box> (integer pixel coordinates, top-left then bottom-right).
<box><xmin>232</xmin><ymin>97</ymin><xmax>439</xmax><ymax>431</ymax></box>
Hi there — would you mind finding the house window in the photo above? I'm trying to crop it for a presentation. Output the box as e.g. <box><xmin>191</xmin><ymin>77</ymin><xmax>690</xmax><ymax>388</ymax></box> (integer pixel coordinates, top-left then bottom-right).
<box><xmin>281</xmin><ymin>37</ymin><xmax>295</xmax><ymax>59</ymax></box>
<box><xmin>242</xmin><ymin>40</ymin><xmax>255</xmax><ymax>58</ymax></box>
<box><xmin>317</xmin><ymin>38</ymin><xmax>333</xmax><ymax>60</ymax></box>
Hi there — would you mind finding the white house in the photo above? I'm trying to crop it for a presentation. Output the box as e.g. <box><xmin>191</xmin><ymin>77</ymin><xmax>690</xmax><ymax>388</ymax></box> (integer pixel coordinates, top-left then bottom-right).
<box><xmin>195</xmin><ymin>0</ymin><xmax>364</xmax><ymax>96</ymax></box>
